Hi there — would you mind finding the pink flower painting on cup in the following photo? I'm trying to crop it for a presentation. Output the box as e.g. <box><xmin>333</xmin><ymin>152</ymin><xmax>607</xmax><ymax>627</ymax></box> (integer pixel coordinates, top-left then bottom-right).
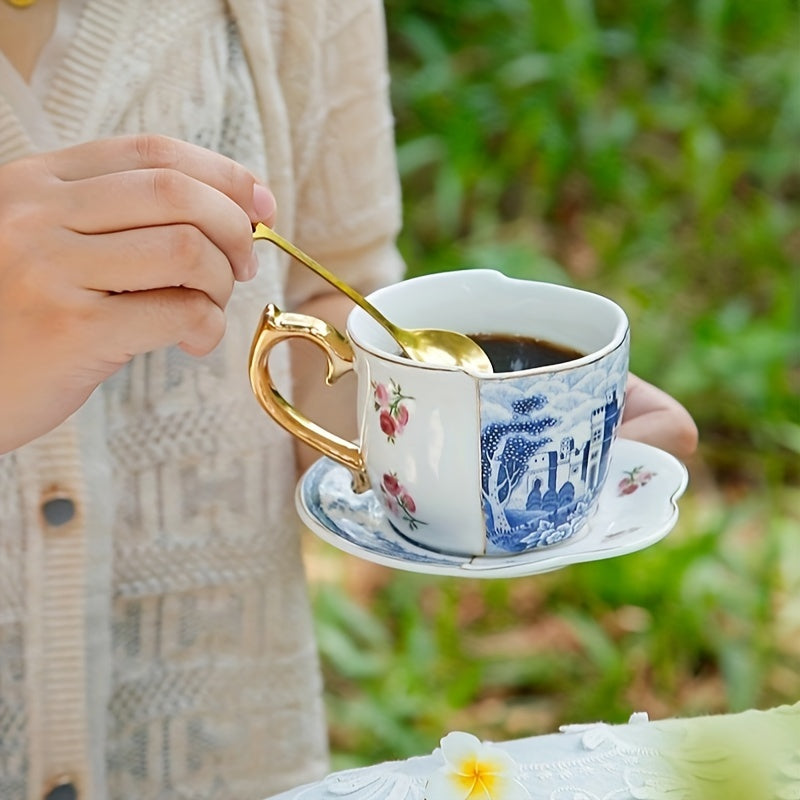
<box><xmin>372</xmin><ymin>378</ymin><xmax>414</xmax><ymax>443</ymax></box>
<box><xmin>617</xmin><ymin>465</ymin><xmax>656</xmax><ymax>496</ymax></box>
<box><xmin>380</xmin><ymin>472</ymin><xmax>426</xmax><ymax>530</ymax></box>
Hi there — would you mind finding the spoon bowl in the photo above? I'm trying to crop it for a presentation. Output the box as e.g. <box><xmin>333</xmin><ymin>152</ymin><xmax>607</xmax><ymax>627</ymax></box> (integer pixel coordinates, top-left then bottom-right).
<box><xmin>253</xmin><ymin>224</ymin><xmax>492</xmax><ymax>373</ymax></box>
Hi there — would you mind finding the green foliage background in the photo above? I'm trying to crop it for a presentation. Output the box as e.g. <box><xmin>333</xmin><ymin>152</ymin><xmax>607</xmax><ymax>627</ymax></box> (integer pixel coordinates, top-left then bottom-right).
<box><xmin>308</xmin><ymin>0</ymin><xmax>800</xmax><ymax>770</ymax></box>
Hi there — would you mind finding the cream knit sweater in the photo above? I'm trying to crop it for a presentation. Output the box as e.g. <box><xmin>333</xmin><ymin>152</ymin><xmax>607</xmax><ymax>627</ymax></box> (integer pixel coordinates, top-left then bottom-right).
<box><xmin>0</xmin><ymin>2</ymin><xmax>404</xmax><ymax>798</ymax></box>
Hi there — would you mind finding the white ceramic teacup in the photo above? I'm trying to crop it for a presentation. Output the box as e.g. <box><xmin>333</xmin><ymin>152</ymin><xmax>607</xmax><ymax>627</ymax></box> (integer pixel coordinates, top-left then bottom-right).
<box><xmin>250</xmin><ymin>270</ymin><xmax>629</xmax><ymax>556</ymax></box>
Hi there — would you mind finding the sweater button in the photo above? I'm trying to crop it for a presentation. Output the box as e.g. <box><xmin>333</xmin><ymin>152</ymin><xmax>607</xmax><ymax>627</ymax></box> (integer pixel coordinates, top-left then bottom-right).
<box><xmin>43</xmin><ymin>782</ymin><xmax>77</xmax><ymax>800</ymax></box>
<box><xmin>41</xmin><ymin>497</ymin><xmax>76</xmax><ymax>527</ymax></box>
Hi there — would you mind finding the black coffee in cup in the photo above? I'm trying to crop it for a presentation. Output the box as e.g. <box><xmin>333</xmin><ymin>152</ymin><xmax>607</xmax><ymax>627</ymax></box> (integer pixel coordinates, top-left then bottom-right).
<box><xmin>469</xmin><ymin>333</ymin><xmax>584</xmax><ymax>372</ymax></box>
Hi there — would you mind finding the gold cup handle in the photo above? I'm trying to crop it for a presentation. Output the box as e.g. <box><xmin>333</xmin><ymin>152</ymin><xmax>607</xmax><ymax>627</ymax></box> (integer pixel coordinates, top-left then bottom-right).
<box><xmin>249</xmin><ymin>304</ymin><xmax>370</xmax><ymax>493</ymax></box>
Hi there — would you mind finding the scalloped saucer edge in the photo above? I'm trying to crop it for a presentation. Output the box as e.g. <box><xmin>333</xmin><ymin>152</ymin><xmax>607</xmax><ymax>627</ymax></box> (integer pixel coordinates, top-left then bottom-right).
<box><xmin>296</xmin><ymin>439</ymin><xmax>688</xmax><ymax>579</ymax></box>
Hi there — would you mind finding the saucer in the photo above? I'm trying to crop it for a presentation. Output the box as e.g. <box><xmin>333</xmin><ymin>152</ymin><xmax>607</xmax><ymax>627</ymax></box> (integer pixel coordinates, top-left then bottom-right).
<box><xmin>296</xmin><ymin>439</ymin><xmax>689</xmax><ymax>579</ymax></box>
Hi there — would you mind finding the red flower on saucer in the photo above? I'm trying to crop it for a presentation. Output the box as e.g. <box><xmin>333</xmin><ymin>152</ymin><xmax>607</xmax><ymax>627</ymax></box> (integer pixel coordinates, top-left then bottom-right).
<box><xmin>617</xmin><ymin>465</ymin><xmax>656</xmax><ymax>496</ymax></box>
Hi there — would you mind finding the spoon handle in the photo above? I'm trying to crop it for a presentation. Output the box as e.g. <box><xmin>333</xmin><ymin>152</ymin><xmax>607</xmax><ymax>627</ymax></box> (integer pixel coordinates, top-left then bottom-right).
<box><xmin>253</xmin><ymin>223</ymin><xmax>401</xmax><ymax>340</ymax></box>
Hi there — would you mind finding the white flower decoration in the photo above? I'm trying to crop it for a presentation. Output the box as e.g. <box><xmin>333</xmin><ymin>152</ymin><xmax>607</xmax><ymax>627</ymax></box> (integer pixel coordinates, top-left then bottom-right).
<box><xmin>426</xmin><ymin>732</ymin><xmax>530</xmax><ymax>800</ymax></box>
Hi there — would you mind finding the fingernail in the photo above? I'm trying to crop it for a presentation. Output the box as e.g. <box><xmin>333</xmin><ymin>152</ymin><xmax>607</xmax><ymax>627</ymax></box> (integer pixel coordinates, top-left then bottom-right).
<box><xmin>252</xmin><ymin>183</ymin><xmax>276</xmax><ymax>222</ymax></box>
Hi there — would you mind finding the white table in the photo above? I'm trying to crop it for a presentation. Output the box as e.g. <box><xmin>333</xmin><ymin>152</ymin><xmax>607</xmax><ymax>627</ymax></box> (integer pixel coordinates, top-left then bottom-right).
<box><xmin>268</xmin><ymin>703</ymin><xmax>799</xmax><ymax>799</ymax></box>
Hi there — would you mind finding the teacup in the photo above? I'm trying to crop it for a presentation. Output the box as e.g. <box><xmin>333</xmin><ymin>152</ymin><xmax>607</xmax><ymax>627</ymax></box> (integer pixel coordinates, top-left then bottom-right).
<box><xmin>249</xmin><ymin>270</ymin><xmax>629</xmax><ymax>556</ymax></box>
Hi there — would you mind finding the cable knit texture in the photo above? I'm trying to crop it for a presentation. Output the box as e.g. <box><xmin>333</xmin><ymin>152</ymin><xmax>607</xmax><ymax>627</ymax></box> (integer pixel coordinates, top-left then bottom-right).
<box><xmin>0</xmin><ymin>2</ymin><xmax>404</xmax><ymax>799</ymax></box>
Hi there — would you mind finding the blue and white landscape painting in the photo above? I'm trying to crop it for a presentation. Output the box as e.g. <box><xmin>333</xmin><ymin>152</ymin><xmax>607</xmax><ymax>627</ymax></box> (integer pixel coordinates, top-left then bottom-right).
<box><xmin>479</xmin><ymin>341</ymin><xmax>628</xmax><ymax>553</ymax></box>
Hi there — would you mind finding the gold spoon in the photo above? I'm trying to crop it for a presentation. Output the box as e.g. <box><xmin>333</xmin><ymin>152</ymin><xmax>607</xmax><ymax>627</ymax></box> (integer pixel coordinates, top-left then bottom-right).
<box><xmin>252</xmin><ymin>223</ymin><xmax>493</xmax><ymax>373</ymax></box>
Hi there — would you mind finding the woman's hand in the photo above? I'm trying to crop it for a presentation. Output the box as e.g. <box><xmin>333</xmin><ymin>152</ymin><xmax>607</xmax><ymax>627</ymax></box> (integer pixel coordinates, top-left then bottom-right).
<box><xmin>0</xmin><ymin>134</ymin><xmax>276</xmax><ymax>453</ymax></box>
<box><xmin>618</xmin><ymin>373</ymin><xmax>698</xmax><ymax>460</ymax></box>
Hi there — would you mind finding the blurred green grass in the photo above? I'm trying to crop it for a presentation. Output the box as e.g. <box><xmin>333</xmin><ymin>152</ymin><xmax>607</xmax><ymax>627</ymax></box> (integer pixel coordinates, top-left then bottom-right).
<box><xmin>308</xmin><ymin>0</ymin><xmax>800</xmax><ymax>770</ymax></box>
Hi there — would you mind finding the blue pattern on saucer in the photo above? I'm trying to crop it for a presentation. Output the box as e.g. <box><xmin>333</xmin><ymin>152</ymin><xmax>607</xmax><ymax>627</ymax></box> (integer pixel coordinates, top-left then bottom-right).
<box><xmin>296</xmin><ymin>438</ymin><xmax>688</xmax><ymax>579</ymax></box>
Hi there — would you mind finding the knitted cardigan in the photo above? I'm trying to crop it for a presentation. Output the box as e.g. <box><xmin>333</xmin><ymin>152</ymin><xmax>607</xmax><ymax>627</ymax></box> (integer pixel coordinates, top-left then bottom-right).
<box><xmin>0</xmin><ymin>2</ymin><xmax>404</xmax><ymax>798</ymax></box>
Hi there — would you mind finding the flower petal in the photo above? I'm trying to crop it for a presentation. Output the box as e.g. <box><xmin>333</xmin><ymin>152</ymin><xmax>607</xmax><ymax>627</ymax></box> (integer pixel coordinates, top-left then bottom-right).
<box><xmin>479</xmin><ymin>775</ymin><xmax>531</xmax><ymax>800</ymax></box>
<box><xmin>475</xmin><ymin>744</ymin><xmax>517</xmax><ymax>775</ymax></box>
<box><xmin>440</xmin><ymin>732</ymin><xmax>483</xmax><ymax>773</ymax></box>
<box><xmin>427</xmin><ymin>767</ymin><xmax>477</xmax><ymax>800</ymax></box>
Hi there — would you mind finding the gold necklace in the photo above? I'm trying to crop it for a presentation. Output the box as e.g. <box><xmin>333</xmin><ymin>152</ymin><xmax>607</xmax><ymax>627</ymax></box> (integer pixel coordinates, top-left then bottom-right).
<box><xmin>5</xmin><ymin>0</ymin><xmax>37</xmax><ymax>7</ymax></box>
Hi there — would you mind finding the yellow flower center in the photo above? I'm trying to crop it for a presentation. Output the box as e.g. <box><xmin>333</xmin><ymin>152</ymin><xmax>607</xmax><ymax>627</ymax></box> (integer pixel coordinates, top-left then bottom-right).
<box><xmin>453</xmin><ymin>758</ymin><xmax>503</xmax><ymax>799</ymax></box>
